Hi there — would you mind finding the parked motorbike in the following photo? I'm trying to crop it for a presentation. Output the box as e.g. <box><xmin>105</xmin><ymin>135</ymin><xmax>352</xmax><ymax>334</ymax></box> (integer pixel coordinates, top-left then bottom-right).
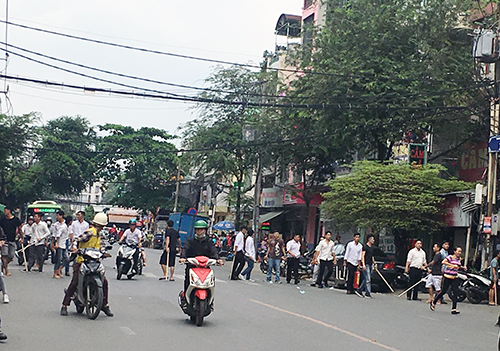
<box><xmin>450</xmin><ymin>270</ymin><xmax>468</xmax><ymax>303</ymax></box>
<box><xmin>465</xmin><ymin>271</ymin><xmax>492</xmax><ymax>304</ymax></box>
<box><xmin>70</xmin><ymin>247</ymin><xmax>111</xmax><ymax>320</ymax></box>
<box><xmin>116</xmin><ymin>243</ymin><xmax>142</xmax><ymax>280</ymax></box>
<box><xmin>178</xmin><ymin>256</ymin><xmax>216</xmax><ymax>326</ymax></box>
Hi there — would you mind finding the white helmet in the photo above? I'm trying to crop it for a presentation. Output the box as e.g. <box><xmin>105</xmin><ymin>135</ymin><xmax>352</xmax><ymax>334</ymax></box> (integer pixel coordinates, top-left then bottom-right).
<box><xmin>93</xmin><ymin>213</ymin><xmax>108</xmax><ymax>226</ymax></box>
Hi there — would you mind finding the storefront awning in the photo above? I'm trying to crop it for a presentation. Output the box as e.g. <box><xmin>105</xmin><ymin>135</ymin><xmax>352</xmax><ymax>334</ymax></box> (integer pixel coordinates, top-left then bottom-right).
<box><xmin>259</xmin><ymin>211</ymin><xmax>286</xmax><ymax>223</ymax></box>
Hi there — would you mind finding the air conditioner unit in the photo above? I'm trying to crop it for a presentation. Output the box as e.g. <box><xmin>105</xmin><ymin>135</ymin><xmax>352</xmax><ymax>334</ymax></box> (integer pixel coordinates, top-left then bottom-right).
<box><xmin>473</xmin><ymin>31</ymin><xmax>499</xmax><ymax>63</ymax></box>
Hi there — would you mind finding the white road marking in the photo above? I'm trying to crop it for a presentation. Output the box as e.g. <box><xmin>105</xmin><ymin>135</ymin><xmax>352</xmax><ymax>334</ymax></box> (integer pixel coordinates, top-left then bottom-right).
<box><xmin>143</xmin><ymin>272</ymin><xmax>159</xmax><ymax>279</ymax></box>
<box><xmin>119</xmin><ymin>326</ymin><xmax>136</xmax><ymax>336</ymax></box>
<box><xmin>418</xmin><ymin>315</ymin><xmax>438</xmax><ymax>321</ymax></box>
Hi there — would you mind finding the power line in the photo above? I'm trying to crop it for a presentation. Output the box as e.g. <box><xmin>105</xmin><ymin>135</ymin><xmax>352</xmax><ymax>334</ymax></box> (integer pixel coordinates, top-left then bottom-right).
<box><xmin>1</xmin><ymin>42</ymin><xmax>484</xmax><ymax>105</ymax></box>
<box><xmin>2</xmin><ymin>73</ymin><xmax>480</xmax><ymax>112</ymax></box>
<box><xmin>0</xmin><ymin>19</ymin><xmax>477</xmax><ymax>84</ymax></box>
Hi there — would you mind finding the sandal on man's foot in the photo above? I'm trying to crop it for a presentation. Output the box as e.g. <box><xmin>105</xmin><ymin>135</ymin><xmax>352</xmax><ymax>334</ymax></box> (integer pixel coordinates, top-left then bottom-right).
<box><xmin>451</xmin><ymin>309</ymin><xmax>460</xmax><ymax>315</ymax></box>
<box><xmin>429</xmin><ymin>302</ymin><xmax>435</xmax><ymax>311</ymax></box>
<box><xmin>159</xmin><ymin>277</ymin><xmax>166</xmax><ymax>281</ymax></box>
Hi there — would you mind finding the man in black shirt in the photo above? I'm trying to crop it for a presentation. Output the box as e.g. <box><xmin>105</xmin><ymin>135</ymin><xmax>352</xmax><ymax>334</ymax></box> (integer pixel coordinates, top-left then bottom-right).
<box><xmin>425</xmin><ymin>243</ymin><xmax>443</xmax><ymax>304</ymax></box>
<box><xmin>0</xmin><ymin>207</ymin><xmax>21</xmax><ymax>276</ymax></box>
<box><xmin>159</xmin><ymin>220</ymin><xmax>181</xmax><ymax>281</ymax></box>
<box><xmin>179</xmin><ymin>220</ymin><xmax>222</xmax><ymax>293</ymax></box>
<box><xmin>356</xmin><ymin>234</ymin><xmax>375</xmax><ymax>298</ymax></box>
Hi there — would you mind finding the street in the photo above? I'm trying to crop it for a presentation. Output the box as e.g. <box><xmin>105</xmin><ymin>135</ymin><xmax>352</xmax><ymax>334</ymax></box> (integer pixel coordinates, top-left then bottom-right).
<box><xmin>1</xmin><ymin>247</ymin><xmax>498</xmax><ymax>351</ymax></box>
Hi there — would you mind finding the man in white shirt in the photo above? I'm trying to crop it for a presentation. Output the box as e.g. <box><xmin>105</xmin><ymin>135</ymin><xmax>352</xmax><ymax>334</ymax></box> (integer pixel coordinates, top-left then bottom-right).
<box><xmin>286</xmin><ymin>234</ymin><xmax>302</xmax><ymax>285</ymax></box>
<box><xmin>69</xmin><ymin>211</ymin><xmax>89</xmax><ymax>242</ymax></box>
<box><xmin>28</xmin><ymin>213</ymin><xmax>51</xmax><ymax>273</ymax></box>
<box><xmin>240</xmin><ymin>229</ymin><xmax>256</xmax><ymax>281</ymax></box>
<box><xmin>405</xmin><ymin>239</ymin><xmax>427</xmax><ymax>300</ymax></box>
<box><xmin>312</xmin><ymin>232</ymin><xmax>337</xmax><ymax>288</ymax></box>
<box><xmin>52</xmin><ymin>210</ymin><xmax>69</xmax><ymax>279</ymax></box>
<box><xmin>119</xmin><ymin>219</ymin><xmax>142</xmax><ymax>273</ymax></box>
<box><xmin>231</xmin><ymin>227</ymin><xmax>247</xmax><ymax>280</ymax></box>
<box><xmin>344</xmin><ymin>233</ymin><xmax>363</xmax><ymax>295</ymax></box>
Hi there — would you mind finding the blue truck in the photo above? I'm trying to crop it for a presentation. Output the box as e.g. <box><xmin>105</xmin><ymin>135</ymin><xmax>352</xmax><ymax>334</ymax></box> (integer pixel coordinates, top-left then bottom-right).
<box><xmin>169</xmin><ymin>213</ymin><xmax>210</xmax><ymax>247</ymax></box>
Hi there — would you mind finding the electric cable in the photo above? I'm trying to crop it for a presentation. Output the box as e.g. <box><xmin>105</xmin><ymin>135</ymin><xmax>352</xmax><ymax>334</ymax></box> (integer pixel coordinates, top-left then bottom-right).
<box><xmin>0</xmin><ymin>19</ymin><xmax>478</xmax><ymax>84</ymax></box>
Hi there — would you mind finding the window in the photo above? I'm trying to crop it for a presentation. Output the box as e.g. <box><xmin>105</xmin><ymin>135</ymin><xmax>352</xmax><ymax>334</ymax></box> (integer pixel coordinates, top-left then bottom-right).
<box><xmin>304</xmin><ymin>0</ymin><xmax>314</xmax><ymax>9</ymax></box>
<box><xmin>95</xmin><ymin>195</ymin><xmax>100</xmax><ymax>203</ymax></box>
<box><xmin>303</xmin><ymin>14</ymin><xmax>314</xmax><ymax>46</ymax></box>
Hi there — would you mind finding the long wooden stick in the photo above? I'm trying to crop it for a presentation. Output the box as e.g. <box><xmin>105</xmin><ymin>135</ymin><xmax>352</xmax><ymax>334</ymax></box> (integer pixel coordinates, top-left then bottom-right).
<box><xmin>374</xmin><ymin>266</ymin><xmax>395</xmax><ymax>293</ymax></box>
<box><xmin>397</xmin><ymin>274</ymin><xmax>429</xmax><ymax>298</ymax></box>
<box><xmin>20</xmin><ymin>242</ymin><xmax>28</xmax><ymax>271</ymax></box>
<box><xmin>495</xmin><ymin>282</ymin><xmax>498</xmax><ymax>306</ymax></box>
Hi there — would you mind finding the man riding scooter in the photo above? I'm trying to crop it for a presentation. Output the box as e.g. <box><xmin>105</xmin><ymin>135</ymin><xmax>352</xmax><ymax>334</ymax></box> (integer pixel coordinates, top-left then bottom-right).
<box><xmin>60</xmin><ymin>213</ymin><xmax>113</xmax><ymax>317</ymax></box>
<box><xmin>179</xmin><ymin>220</ymin><xmax>223</xmax><ymax>308</ymax></box>
<box><xmin>118</xmin><ymin>219</ymin><xmax>142</xmax><ymax>274</ymax></box>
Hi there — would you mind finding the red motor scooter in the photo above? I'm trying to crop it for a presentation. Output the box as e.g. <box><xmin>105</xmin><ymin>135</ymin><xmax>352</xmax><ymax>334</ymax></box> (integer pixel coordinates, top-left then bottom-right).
<box><xmin>178</xmin><ymin>255</ymin><xmax>216</xmax><ymax>326</ymax></box>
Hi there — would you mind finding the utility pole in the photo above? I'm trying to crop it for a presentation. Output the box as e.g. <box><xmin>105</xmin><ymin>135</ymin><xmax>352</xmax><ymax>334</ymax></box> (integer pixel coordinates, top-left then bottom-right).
<box><xmin>486</xmin><ymin>96</ymin><xmax>499</xmax><ymax>267</ymax></box>
<box><xmin>173</xmin><ymin>152</ymin><xmax>183</xmax><ymax>213</ymax></box>
<box><xmin>253</xmin><ymin>153</ymin><xmax>262</xmax><ymax>237</ymax></box>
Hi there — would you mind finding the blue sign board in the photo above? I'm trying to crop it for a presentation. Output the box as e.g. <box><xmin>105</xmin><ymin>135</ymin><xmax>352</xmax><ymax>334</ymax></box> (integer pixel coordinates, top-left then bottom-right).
<box><xmin>489</xmin><ymin>135</ymin><xmax>500</xmax><ymax>153</ymax></box>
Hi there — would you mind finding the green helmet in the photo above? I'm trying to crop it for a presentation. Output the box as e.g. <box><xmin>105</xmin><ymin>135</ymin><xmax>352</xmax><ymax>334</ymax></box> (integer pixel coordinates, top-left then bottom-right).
<box><xmin>194</xmin><ymin>220</ymin><xmax>208</xmax><ymax>229</ymax></box>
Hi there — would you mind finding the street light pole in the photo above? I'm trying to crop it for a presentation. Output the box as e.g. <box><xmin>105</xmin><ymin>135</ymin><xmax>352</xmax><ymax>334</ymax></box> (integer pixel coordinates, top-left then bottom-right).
<box><xmin>173</xmin><ymin>151</ymin><xmax>183</xmax><ymax>213</ymax></box>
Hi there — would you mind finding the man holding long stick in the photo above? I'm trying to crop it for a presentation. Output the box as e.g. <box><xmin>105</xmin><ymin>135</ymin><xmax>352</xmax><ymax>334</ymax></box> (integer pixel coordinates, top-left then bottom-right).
<box><xmin>404</xmin><ymin>239</ymin><xmax>427</xmax><ymax>301</ymax></box>
<box><xmin>27</xmin><ymin>213</ymin><xmax>50</xmax><ymax>273</ymax></box>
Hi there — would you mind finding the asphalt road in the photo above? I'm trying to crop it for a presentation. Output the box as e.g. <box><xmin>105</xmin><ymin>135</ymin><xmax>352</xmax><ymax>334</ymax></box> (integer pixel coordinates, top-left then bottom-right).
<box><xmin>0</xmin><ymin>247</ymin><xmax>498</xmax><ymax>351</ymax></box>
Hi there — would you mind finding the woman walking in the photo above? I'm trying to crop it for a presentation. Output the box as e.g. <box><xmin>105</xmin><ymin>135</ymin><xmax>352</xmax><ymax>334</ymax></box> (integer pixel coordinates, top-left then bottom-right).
<box><xmin>430</xmin><ymin>247</ymin><xmax>464</xmax><ymax>315</ymax></box>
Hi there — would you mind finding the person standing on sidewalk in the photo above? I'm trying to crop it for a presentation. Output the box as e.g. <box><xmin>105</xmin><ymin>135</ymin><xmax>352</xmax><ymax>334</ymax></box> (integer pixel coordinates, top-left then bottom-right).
<box><xmin>159</xmin><ymin>220</ymin><xmax>180</xmax><ymax>281</ymax></box>
<box><xmin>0</xmin><ymin>206</ymin><xmax>21</xmax><ymax>276</ymax></box>
<box><xmin>240</xmin><ymin>229</ymin><xmax>256</xmax><ymax>281</ymax></box>
<box><xmin>344</xmin><ymin>233</ymin><xmax>363</xmax><ymax>295</ymax></box>
<box><xmin>312</xmin><ymin>232</ymin><xmax>337</xmax><ymax>288</ymax></box>
<box><xmin>405</xmin><ymin>239</ymin><xmax>427</xmax><ymax>301</ymax></box>
<box><xmin>265</xmin><ymin>231</ymin><xmax>286</xmax><ymax>284</ymax></box>
<box><xmin>430</xmin><ymin>247</ymin><xmax>464</xmax><ymax>314</ymax></box>
<box><xmin>28</xmin><ymin>213</ymin><xmax>50</xmax><ymax>273</ymax></box>
<box><xmin>356</xmin><ymin>234</ymin><xmax>375</xmax><ymax>298</ymax></box>
<box><xmin>286</xmin><ymin>234</ymin><xmax>302</xmax><ymax>285</ymax></box>
<box><xmin>231</xmin><ymin>227</ymin><xmax>247</xmax><ymax>280</ymax></box>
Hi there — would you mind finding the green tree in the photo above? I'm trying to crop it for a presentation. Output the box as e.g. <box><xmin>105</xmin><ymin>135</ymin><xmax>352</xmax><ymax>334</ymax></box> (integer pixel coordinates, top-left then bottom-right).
<box><xmin>321</xmin><ymin>161</ymin><xmax>470</xmax><ymax>232</ymax></box>
<box><xmin>182</xmin><ymin>66</ymin><xmax>274</xmax><ymax>229</ymax></box>
<box><xmin>37</xmin><ymin>116</ymin><xmax>97</xmax><ymax>195</ymax></box>
<box><xmin>0</xmin><ymin>112</ymin><xmax>42</xmax><ymax>207</ymax></box>
<box><xmin>98</xmin><ymin>124</ymin><xmax>177</xmax><ymax>212</ymax></box>
<box><xmin>286</xmin><ymin>0</ymin><xmax>483</xmax><ymax>161</ymax></box>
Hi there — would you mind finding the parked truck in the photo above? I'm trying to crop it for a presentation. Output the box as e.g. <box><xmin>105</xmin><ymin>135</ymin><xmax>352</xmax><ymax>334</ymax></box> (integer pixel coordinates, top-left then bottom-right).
<box><xmin>168</xmin><ymin>213</ymin><xmax>210</xmax><ymax>247</ymax></box>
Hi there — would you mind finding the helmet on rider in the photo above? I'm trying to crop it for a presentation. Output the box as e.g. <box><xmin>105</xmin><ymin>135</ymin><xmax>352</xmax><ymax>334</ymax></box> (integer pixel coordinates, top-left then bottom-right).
<box><xmin>194</xmin><ymin>220</ymin><xmax>208</xmax><ymax>240</ymax></box>
<box><xmin>129</xmin><ymin>218</ymin><xmax>137</xmax><ymax>225</ymax></box>
<box><xmin>93</xmin><ymin>213</ymin><xmax>108</xmax><ymax>227</ymax></box>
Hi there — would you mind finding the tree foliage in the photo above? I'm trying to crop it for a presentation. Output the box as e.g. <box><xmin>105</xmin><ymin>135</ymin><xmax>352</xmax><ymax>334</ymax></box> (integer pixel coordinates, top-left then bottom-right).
<box><xmin>182</xmin><ymin>66</ymin><xmax>275</xmax><ymax>228</ymax></box>
<box><xmin>285</xmin><ymin>0</ymin><xmax>483</xmax><ymax>161</ymax></box>
<box><xmin>321</xmin><ymin>161</ymin><xmax>471</xmax><ymax>231</ymax></box>
<box><xmin>98</xmin><ymin>124</ymin><xmax>177</xmax><ymax>212</ymax></box>
<box><xmin>37</xmin><ymin>116</ymin><xmax>97</xmax><ymax>195</ymax></box>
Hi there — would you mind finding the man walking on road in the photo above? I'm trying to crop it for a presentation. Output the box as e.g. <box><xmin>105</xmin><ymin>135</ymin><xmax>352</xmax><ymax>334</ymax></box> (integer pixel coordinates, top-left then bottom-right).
<box><xmin>231</xmin><ymin>227</ymin><xmax>247</xmax><ymax>280</ymax></box>
<box><xmin>240</xmin><ymin>229</ymin><xmax>256</xmax><ymax>281</ymax></box>
<box><xmin>405</xmin><ymin>239</ymin><xmax>427</xmax><ymax>301</ymax></box>
<box><xmin>356</xmin><ymin>234</ymin><xmax>375</xmax><ymax>298</ymax></box>
<box><xmin>28</xmin><ymin>213</ymin><xmax>50</xmax><ymax>273</ymax></box>
<box><xmin>159</xmin><ymin>220</ymin><xmax>180</xmax><ymax>281</ymax></box>
<box><xmin>0</xmin><ymin>207</ymin><xmax>21</xmax><ymax>276</ymax></box>
<box><xmin>313</xmin><ymin>232</ymin><xmax>337</xmax><ymax>288</ymax></box>
<box><xmin>286</xmin><ymin>234</ymin><xmax>301</xmax><ymax>285</ymax></box>
<box><xmin>265</xmin><ymin>231</ymin><xmax>286</xmax><ymax>283</ymax></box>
<box><xmin>344</xmin><ymin>233</ymin><xmax>362</xmax><ymax>295</ymax></box>
<box><xmin>426</xmin><ymin>243</ymin><xmax>443</xmax><ymax>304</ymax></box>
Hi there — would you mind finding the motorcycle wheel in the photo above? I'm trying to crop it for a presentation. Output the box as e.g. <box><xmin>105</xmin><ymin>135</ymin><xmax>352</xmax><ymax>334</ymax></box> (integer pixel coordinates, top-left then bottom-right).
<box><xmin>86</xmin><ymin>282</ymin><xmax>104</xmax><ymax>320</ymax></box>
<box><xmin>260</xmin><ymin>262</ymin><xmax>268</xmax><ymax>274</ymax></box>
<box><xmin>75</xmin><ymin>302</ymin><xmax>84</xmax><ymax>314</ymax></box>
<box><xmin>195</xmin><ymin>297</ymin><xmax>206</xmax><ymax>327</ymax></box>
<box><xmin>449</xmin><ymin>286</ymin><xmax>467</xmax><ymax>303</ymax></box>
<box><xmin>466</xmin><ymin>287</ymin><xmax>483</xmax><ymax>304</ymax></box>
<box><xmin>117</xmin><ymin>265</ymin><xmax>123</xmax><ymax>280</ymax></box>
<box><xmin>138</xmin><ymin>257</ymin><xmax>143</xmax><ymax>276</ymax></box>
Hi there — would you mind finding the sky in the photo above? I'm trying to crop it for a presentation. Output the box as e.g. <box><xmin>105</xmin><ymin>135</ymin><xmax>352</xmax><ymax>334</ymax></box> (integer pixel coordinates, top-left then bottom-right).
<box><xmin>1</xmin><ymin>0</ymin><xmax>303</xmax><ymax>142</ymax></box>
